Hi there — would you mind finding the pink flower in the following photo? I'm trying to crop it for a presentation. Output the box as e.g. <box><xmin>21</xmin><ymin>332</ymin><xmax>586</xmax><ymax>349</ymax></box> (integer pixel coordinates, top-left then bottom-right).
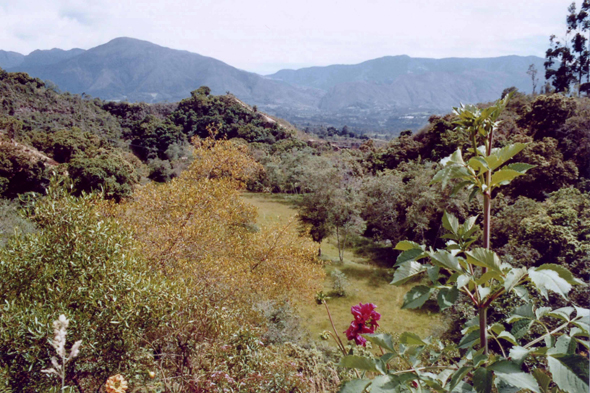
<box><xmin>344</xmin><ymin>303</ymin><xmax>381</xmax><ymax>346</ymax></box>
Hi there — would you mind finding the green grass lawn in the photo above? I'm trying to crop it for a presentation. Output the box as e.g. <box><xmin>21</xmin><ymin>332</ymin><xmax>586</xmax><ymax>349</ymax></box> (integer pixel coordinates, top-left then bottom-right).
<box><xmin>241</xmin><ymin>192</ymin><xmax>445</xmax><ymax>342</ymax></box>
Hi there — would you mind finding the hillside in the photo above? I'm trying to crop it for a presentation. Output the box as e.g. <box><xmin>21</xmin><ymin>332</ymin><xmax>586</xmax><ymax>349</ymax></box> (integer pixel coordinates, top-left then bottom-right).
<box><xmin>7</xmin><ymin>37</ymin><xmax>320</xmax><ymax>108</ymax></box>
<box><xmin>3</xmin><ymin>38</ymin><xmax>547</xmax><ymax>134</ymax></box>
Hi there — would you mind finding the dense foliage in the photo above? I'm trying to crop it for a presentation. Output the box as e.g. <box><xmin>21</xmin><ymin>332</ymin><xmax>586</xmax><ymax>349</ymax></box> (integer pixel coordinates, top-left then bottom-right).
<box><xmin>0</xmin><ymin>138</ymin><xmax>334</xmax><ymax>392</ymax></box>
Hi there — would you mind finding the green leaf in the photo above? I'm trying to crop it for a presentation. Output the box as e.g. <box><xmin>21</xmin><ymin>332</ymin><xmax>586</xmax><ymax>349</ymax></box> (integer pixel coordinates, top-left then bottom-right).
<box><xmin>489</xmin><ymin>361</ymin><xmax>540</xmax><ymax>393</ymax></box>
<box><xmin>476</xmin><ymin>271</ymin><xmax>502</xmax><ymax>285</ymax></box>
<box><xmin>547</xmin><ymin>354</ymin><xmax>589</xmax><ymax>393</ymax></box>
<box><xmin>442</xmin><ymin>211</ymin><xmax>460</xmax><ymax>235</ymax></box>
<box><xmin>457</xmin><ymin>274</ymin><xmax>471</xmax><ymax>289</ymax></box>
<box><xmin>363</xmin><ymin>333</ymin><xmax>397</xmax><ymax>353</ymax></box>
<box><xmin>370</xmin><ymin>375</ymin><xmax>401</xmax><ymax>393</ymax></box>
<box><xmin>549</xmin><ymin>335</ymin><xmax>577</xmax><ymax>356</ymax></box>
<box><xmin>399</xmin><ymin>332</ymin><xmax>427</xmax><ymax>346</ymax></box>
<box><xmin>466</xmin><ymin>248</ymin><xmax>502</xmax><ymax>274</ymax></box>
<box><xmin>548</xmin><ymin>307</ymin><xmax>574</xmax><ymax>321</ymax></box>
<box><xmin>430</xmin><ymin>250</ymin><xmax>464</xmax><ymax>272</ymax></box>
<box><xmin>532</xmin><ymin>369</ymin><xmax>551</xmax><ymax>393</ymax></box>
<box><xmin>486</xmin><ymin>143</ymin><xmax>528</xmax><ymax>170</ymax></box>
<box><xmin>504</xmin><ymin>162</ymin><xmax>536</xmax><ymax>173</ymax></box>
<box><xmin>509</xmin><ymin>346</ymin><xmax>531</xmax><ymax>365</ymax></box>
<box><xmin>468</xmin><ymin>156</ymin><xmax>490</xmax><ymax>175</ymax></box>
<box><xmin>391</xmin><ymin>261</ymin><xmax>426</xmax><ymax>285</ymax></box>
<box><xmin>437</xmin><ymin>286</ymin><xmax>459</xmax><ymax>311</ymax></box>
<box><xmin>395</xmin><ymin>248</ymin><xmax>425</xmax><ymax>266</ymax></box>
<box><xmin>339</xmin><ymin>355</ymin><xmax>384</xmax><ymax>374</ymax></box>
<box><xmin>394</xmin><ymin>240</ymin><xmax>422</xmax><ymax>251</ymax></box>
<box><xmin>401</xmin><ymin>286</ymin><xmax>433</xmax><ymax>309</ymax></box>
<box><xmin>427</xmin><ymin>266</ymin><xmax>440</xmax><ymax>284</ymax></box>
<box><xmin>535</xmin><ymin>264</ymin><xmax>585</xmax><ymax>286</ymax></box>
<box><xmin>459</xmin><ymin>329</ymin><xmax>480</xmax><ymax>349</ymax></box>
<box><xmin>473</xmin><ymin>368</ymin><xmax>494</xmax><ymax>393</ymax></box>
<box><xmin>503</xmin><ymin>267</ymin><xmax>527</xmax><ymax>293</ymax></box>
<box><xmin>513</xmin><ymin>286</ymin><xmax>530</xmax><ymax>301</ymax></box>
<box><xmin>511</xmin><ymin>319</ymin><xmax>534</xmax><ymax>340</ymax></box>
<box><xmin>498</xmin><ymin>331</ymin><xmax>518</xmax><ymax>345</ymax></box>
<box><xmin>528</xmin><ymin>267</ymin><xmax>572</xmax><ymax>299</ymax></box>
<box><xmin>491</xmin><ymin>168</ymin><xmax>526</xmax><ymax>188</ymax></box>
<box><xmin>338</xmin><ymin>379</ymin><xmax>372</xmax><ymax>393</ymax></box>
<box><xmin>448</xmin><ymin>367</ymin><xmax>473</xmax><ymax>391</ymax></box>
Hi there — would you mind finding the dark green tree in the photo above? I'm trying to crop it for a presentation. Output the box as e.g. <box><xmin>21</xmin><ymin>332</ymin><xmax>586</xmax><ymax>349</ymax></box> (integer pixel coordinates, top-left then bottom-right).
<box><xmin>545</xmin><ymin>1</ymin><xmax>590</xmax><ymax>94</ymax></box>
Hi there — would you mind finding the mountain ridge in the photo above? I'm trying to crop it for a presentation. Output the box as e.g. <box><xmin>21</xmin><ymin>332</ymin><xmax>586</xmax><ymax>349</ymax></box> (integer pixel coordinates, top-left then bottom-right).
<box><xmin>2</xmin><ymin>37</ymin><xmax>545</xmax><ymax>133</ymax></box>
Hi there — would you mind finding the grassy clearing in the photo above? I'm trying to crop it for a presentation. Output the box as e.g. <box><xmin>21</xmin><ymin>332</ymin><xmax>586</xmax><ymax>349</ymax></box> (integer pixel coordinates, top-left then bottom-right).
<box><xmin>241</xmin><ymin>192</ymin><xmax>445</xmax><ymax>341</ymax></box>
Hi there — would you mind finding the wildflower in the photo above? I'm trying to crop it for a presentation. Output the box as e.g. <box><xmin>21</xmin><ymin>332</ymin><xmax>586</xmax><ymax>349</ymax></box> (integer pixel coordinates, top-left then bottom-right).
<box><xmin>105</xmin><ymin>374</ymin><xmax>128</xmax><ymax>393</ymax></box>
<box><xmin>344</xmin><ymin>303</ymin><xmax>381</xmax><ymax>346</ymax></box>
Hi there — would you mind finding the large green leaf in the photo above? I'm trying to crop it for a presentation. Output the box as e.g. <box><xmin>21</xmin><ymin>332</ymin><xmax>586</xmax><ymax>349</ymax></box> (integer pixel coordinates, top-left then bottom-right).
<box><xmin>448</xmin><ymin>367</ymin><xmax>473</xmax><ymax>391</ymax></box>
<box><xmin>401</xmin><ymin>286</ymin><xmax>433</xmax><ymax>309</ymax></box>
<box><xmin>507</xmin><ymin>304</ymin><xmax>535</xmax><ymax>323</ymax></box>
<box><xmin>473</xmin><ymin>368</ymin><xmax>494</xmax><ymax>393</ymax></box>
<box><xmin>489</xmin><ymin>361</ymin><xmax>540</xmax><ymax>393</ymax></box>
<box><xmin>339</xmin><ymin>355</ymin><xmax>385</xmax><ymax>374</ymax></box>
<box><xmin>394</xmin><ymin>240</ymin><xmax>422</xmax><ymax>251</ymax></box>
<box><xmin>466</xmin><ymin>248</ymin><xmax>502</xmax><ymax>274</ymax></box>
<box><xmin>486</xmin><ymin>143</ymin><xmax>527</xmax><ymax>170</ymax></box>
<box><xmin>442</xmin><ymin>211</ymin><xmax>460</xmax><ymax>235</ymax></box>
<box><xmin>547</xmin><ymin>354</ymin><xmax>589</xmax><ymax>393</ymax></box>
<box><xmin>490</xmin><ymin>168</ymin><xmax>526</xmax><ymax>188</ymax></box>
<box><xmin>437</xmin><ymin>286</ymin><xmax>459</xmax><ymax>310</ymax></box>
<box><xmin>370</xmin><ymin>375</ymin><xmax>401</xmax><ymax>393</ymax></box>
<box><xmin>399</xmin><ymin>332</ymin><xmax>427</xmax><ymax>346</ymax></box>
<box><xmin>508</xmin><ymin>346</ymin><xmax>531</xmax><ymax>365</ymax></box>
<box><xmin>504</xmin><ymin>162</ymin><xmax>536</xmax><ymax>173</ymax></box>
<box><xmin>339</xmin><ymin>379</ymin><xmax>372</xmax><ymax>393</ymax></box>
<box><xmin>532</xmin><ymin>369</ymin><xmax>552</xmax><ymax>393</ymax></box>
<box><xmin>363</xmin><ymin>333</ymin><xmax>397</xmax><ymax>353</ymax></box>
<box><xmin>394</xmin><ymin>249</ymin><xmax>425</xmax><ymax>267</ymax></box>
<box><xmin>459</xmin><ymin>329</ymin><xmax>480</xmax><ymax>349</ymax></box>
<box><xmin>430</xmin><ymin>250</ymin><xmax>464</xmax><ymax>272</ymax></box>
<box><xmin>528</xmin><ymin>266</ymin><xmax>572</xmax><ymax>299</ymax></box>
<box><xmin>535</xmin><ymin>264</ymin><xmax>585</xmax><ymax>286</ymax></box>
<box><xmin>503</xmin><ymin>267</ymin><xmax>527</xmax><ymax>293</ymax></box>
<box><xmin>391</xmin><ymin>261</ymin><xmax>426</xmax><ymax>285</ymax></box>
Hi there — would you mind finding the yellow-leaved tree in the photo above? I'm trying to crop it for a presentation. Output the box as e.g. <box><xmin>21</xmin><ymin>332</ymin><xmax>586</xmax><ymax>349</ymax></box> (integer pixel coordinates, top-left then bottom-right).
<box><xmin>112</xmin><ymin>136</ymin><xmax>323</xmax><ymax>304</ymax></box>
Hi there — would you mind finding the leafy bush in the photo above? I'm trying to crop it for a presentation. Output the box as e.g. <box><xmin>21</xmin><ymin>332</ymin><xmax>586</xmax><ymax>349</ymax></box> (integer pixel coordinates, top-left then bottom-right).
<box><xmin>330</xmin><ymin>268</ymin><xmax>350</xmax><ymax>297</ymax></box>
<box><xmin>0</xmin><ymin>181</ymin><xmax>169</xmax><ymax>391</ymax></box>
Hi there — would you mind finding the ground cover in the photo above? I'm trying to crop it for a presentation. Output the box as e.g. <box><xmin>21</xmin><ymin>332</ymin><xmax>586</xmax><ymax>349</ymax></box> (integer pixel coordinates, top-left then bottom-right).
<box><xmin>241</xmin><ymin>192</ymin><xmax>445</xmax><ymax>342</ymax></box>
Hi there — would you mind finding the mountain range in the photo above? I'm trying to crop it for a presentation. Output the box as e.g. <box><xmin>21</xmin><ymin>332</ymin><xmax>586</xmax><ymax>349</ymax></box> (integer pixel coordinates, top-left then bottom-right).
<box><xmin>1</xmin><ymin>37</ymin><xmax>545</xmax><ymax>133</ymax></box>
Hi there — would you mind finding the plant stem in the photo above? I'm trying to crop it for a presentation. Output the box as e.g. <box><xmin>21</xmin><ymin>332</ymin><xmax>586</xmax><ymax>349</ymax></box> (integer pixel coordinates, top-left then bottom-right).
<box><xmin>524</xmin><ymin>320</ymin><xmax>573</xmax><ymax>349</ymax></box>
<box><xmin>323</xmin><ymin>300</ymin><xmax>346</xmax><ymax>354</ymax></box>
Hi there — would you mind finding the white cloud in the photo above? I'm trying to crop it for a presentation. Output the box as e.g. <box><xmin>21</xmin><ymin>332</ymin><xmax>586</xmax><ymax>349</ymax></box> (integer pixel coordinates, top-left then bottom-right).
<box><xmin>0</xmin><ymin>0</ymin><xmax>573</xmax><ymax>73</ymax></box>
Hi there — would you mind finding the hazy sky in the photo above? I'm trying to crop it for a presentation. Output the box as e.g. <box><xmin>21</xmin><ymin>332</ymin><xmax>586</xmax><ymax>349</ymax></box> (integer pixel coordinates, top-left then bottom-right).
<box><xmin>0</xmin><ymin>0</ymin><xmax>573</xmax><ymax>74</ymax></box>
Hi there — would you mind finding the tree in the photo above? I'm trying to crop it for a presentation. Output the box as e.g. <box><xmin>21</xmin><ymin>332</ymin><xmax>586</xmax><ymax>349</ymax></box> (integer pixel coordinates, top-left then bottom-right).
<box><xmin>545</xmin><ymin>1</ymin><xmax>590</xmax><ymax>95</ymax></box>
<box><xmin>527</xmin><ymin>64</ymin><xmax>539</xmax><ymax>95</ymax></box>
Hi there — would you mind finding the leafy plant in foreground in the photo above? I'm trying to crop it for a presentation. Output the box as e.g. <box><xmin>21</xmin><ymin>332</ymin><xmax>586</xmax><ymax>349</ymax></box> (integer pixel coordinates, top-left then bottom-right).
<box><xmin>337</xmin><ymin>96</ymin><xmax>589</xmax><ymax>392</ymax></box>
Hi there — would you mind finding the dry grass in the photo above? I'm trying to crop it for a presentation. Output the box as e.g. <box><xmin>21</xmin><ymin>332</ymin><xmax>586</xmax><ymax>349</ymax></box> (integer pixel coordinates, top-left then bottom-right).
<box><xmin>241</xmin><ymin>192</ymin><xmax>445</xmax><ymax>342</ymax></box>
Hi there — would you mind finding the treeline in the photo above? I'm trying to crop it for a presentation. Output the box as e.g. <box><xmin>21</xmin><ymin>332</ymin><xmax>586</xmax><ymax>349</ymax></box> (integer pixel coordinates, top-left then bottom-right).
<box><xmin>0</xmin><ymin>69</ymin><xmax>295</xmax><ymax>199</ymax></box>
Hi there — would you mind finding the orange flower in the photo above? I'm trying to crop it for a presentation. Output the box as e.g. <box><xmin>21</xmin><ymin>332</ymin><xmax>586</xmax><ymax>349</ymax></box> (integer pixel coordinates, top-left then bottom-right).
<box><xmin>105</xmin><ymin>374</ymin><xmax>128</xmax><ymax>393</ymax></box>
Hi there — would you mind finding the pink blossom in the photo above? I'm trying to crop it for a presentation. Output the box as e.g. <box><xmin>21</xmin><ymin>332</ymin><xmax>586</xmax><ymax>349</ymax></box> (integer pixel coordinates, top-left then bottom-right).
<box><xmin>344</xmin><ymin>303</ymin><xmax>381</xmax><ymax>346</ymax></box>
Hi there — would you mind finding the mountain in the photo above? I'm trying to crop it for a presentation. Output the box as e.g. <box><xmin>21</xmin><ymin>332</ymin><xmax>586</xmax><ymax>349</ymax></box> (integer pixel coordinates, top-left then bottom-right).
<box><xmin>0</xmin><ymin>50</ymin><xmax>24</xmax><ymax>69</ymax></box>
<box><xmin>7</xmin><ymin>37</ymin><xmax>320</xmax><ymax>107</ymax></box>
<box><xmin>269</xmin><ymin>55</ymin><xmax>545</xmax><ymax>111</ymax></box>
<box><xmin>3</xmin><ymin>38</ymin><xmax>546</xmax><ymax>134</ymax></box>
<box><xmin>19</xmin><ymin>48</ymin><xmax>86</xmax><ymax>67</ymax></box>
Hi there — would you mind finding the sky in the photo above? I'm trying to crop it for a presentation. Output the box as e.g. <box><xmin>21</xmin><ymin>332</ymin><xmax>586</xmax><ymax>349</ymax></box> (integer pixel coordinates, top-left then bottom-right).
<box><xmin>0</xmin><ymin>0</ymin><xmax>574</xmax><ymax>75</ymax></box>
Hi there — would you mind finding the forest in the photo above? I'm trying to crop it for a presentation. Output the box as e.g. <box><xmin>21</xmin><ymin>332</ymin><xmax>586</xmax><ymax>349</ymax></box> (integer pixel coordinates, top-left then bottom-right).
<box><xmin>0</xmin><ymin>4</ymin><xmax>589</xmax><ymax>390</ymax></box>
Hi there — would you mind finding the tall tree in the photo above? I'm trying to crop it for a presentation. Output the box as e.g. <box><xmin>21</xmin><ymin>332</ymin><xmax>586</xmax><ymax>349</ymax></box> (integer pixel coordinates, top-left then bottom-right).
<box><xmin>545</xmin><ymin>1</ymin><xmax>590</xmax><ymax>95</ymax></box>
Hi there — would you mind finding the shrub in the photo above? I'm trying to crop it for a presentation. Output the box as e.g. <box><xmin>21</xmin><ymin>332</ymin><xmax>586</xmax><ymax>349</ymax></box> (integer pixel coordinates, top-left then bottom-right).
<box><xmin>0</xmin><ymin>181</ymin><xmax>170</xmax><ymax>392</ymax></box>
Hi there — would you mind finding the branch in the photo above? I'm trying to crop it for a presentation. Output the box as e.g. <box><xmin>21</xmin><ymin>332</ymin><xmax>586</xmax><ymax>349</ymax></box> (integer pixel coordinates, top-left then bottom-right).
<box><xmin>523</xmin><ymin>319</ymin><xmax>573</xmax><ymax>349</ymax></box>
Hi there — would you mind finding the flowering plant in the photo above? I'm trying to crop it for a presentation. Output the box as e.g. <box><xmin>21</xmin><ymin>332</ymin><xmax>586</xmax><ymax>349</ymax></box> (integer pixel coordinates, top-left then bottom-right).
<box><xmin>345</xmin><ymin>303</ymin><xmax>381</xmax><ymax>346</ymax></box>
